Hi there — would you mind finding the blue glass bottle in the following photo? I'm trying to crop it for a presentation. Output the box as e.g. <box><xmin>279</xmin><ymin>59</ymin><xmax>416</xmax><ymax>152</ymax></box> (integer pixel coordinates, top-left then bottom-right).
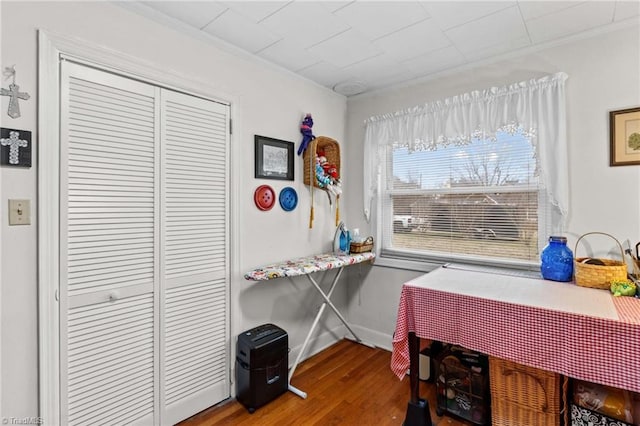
<box><xmin>540</xmin><ymin>236</ymin><xmax>574</xmax><ymax>282</ymax></box>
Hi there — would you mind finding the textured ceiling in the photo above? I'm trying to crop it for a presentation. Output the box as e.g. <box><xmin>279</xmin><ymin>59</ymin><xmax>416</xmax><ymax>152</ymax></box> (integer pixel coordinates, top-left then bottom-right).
<box><xmin>126</xmin><ymin>1</ymin><xmax>640</xmax><ymax>96</ymax></box>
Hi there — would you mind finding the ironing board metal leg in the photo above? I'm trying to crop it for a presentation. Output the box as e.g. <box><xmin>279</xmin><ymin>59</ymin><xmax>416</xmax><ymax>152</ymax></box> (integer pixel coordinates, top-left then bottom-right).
<box><xmin>305</xmin><ymin>270</ymin><xmax>362</xmax><ymax>342</ymax></box>
<box><xmin>287</xmin><ymin>266</ymin><xmax>363</xmax><ymax>399</ymax></box>
<box><xmin>288</xmin><ymin>384</ymin><xmax>307</xmax><ymax>399</ymax></box>
<box><xmin>287</xmin><ymin>268</ymin><xmax>341</xmax><ymax>396</ymax></box>
<box><xmin>288</xmin><ymin>301</ymin><xmax>329</xmax><ymax>384</ymax></box>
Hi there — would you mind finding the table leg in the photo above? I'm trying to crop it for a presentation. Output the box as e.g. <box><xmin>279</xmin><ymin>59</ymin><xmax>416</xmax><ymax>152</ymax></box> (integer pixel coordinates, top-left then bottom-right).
<box><xmin>409</xmin><ymin>332</ymin><xmax>420</xmax><ymax>403</ymax></box>
<box><xmin>402</xmin><ymin>332</ymin><xmax>432</xmax><ymax>426</ymax></box>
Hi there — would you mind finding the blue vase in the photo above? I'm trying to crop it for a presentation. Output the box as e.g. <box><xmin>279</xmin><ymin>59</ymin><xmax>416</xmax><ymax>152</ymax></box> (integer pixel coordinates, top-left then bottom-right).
<box><xmin>541</xmin><ymin>236</ymin><xmax>574</xmax><ymax>282</ymax></box>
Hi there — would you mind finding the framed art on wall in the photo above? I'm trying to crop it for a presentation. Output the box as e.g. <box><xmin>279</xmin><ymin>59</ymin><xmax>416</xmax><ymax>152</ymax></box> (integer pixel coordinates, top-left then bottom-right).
<box><xmin>255</xmin><ymin>135</ymin><xmax>294</xmax><ymax>180</ymax></box>
<box><xmin>610</xmin><ymin>107</ymin><xmax>640</xmax><ymax>166</ymax></box>
<box><xmin>1</xmin><ymin>127</ymin><xmax>32</xmax><ymax>167</ymax></box>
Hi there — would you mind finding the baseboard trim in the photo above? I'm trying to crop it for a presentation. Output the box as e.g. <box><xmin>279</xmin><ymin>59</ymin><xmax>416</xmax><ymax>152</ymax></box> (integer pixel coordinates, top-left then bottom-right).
<box><xmin>287</xmin><ymin>323</ymin><xmax>394</xmax><ymax>366</ymax></box>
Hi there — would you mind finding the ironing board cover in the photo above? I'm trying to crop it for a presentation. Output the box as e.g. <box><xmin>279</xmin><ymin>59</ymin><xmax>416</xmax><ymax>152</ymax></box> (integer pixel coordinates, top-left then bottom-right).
<box><xmin>244</xmin><ymin>252</ymin><xmax>375</xmax><ymax>281</ymax></box>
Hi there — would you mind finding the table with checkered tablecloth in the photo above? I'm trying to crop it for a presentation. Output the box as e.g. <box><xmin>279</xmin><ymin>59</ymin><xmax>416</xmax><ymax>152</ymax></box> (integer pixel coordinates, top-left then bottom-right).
<box><xmin>391</xmin><ymin>264</ymin><xmax>640</xmax><ymax>394</ymax></box>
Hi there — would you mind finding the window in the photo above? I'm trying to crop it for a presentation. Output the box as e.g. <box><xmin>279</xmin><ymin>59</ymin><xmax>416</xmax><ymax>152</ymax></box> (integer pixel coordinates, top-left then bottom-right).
<box><xmin>364</xmin><ymin>73</ymin><xmax>568</xmax><ymax>269</ymax></box>
<box><xmin>383</xmin><ymin>129</ymin><xmax>544</xmax><ymax>265</ymax></box>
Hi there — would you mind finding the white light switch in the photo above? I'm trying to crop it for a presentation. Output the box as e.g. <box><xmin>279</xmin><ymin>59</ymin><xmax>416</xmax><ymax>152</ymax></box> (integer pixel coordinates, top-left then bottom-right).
<box><xmin>9</xmin><ymin>199</ymin><xmax>30</xmax><ymax>225</ymax></box>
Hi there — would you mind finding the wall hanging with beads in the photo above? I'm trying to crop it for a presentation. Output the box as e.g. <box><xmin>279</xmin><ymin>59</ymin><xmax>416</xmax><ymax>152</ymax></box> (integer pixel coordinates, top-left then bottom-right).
<box><xmin>302</xmin><ymin>136</ymin><xmax>342</xmax><ymax>229</ymax></box>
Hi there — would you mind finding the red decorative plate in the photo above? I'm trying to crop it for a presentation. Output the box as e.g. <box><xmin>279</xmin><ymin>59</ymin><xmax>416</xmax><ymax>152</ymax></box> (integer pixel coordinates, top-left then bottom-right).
<box><xmin>254</xmin><ymin>185</ymin><xmax>276</xmax><ymax>211</ymax></box>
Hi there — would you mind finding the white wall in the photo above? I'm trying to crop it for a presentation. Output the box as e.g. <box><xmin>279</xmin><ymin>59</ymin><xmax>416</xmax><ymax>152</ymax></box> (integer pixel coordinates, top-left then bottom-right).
<box><xmin>344</xmin><ymin>24</ymin><xmax>640</xmax><ymax>347</ymax></box>
<box><xmin>0</xmin><ymin>1</ymin><xmax>347</xmax><ymax>419</ymax></box>
<box><xmin>3</xmin><ymin>1</ymin><xmax>639</xmax><ymax>420</ymax></box>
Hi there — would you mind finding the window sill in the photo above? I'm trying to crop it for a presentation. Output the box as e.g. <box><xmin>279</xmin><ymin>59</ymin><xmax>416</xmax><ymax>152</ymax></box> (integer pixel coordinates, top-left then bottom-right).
<box><xmin>373</xmin><ymin>255</ymin><xmax>443</xmax><ymax>273</ymax></box>
<box><xmin>374</xmin><ymin>249</ymin><xmax>540</xmax><ymax>275</ymax></box>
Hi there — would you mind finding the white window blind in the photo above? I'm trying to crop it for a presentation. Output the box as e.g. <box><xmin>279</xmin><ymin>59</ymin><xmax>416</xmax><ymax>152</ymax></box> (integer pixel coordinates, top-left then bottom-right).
<box><xmin>382</xmin><ymin>130</ymin><xmax>546</xmax><ymax>265</ymax></box>
<box><xmin>364</xmin><ymin>73</ymin><xmax>568</xmax><ymax>268</ymax></box>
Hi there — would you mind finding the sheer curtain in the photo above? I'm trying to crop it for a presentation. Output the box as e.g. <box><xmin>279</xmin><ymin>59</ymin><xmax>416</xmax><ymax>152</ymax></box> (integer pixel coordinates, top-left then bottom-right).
<box><xmin>363</xmin><ymin>72</ymin><xmax>569</xmax><ymax>230</ymax></box>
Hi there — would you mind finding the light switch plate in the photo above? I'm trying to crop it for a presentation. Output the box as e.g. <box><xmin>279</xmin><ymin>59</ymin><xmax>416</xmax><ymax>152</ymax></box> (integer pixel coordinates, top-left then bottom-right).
<box><xmin>9</xmin><ymin>199</ymin><xmax>30</xmax><ymax>225</ymax></box>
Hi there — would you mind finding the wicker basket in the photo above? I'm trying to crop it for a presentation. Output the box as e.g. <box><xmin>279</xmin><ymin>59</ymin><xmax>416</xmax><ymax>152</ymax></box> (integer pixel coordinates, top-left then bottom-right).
<box><xmin>303</xmin><ymin>136</ymin><xmax>340</xmax><ymax>188</ymax></box>
<box><xmin>350</xmin><ymin>237</ymin><xmax>374</xmax><ymax>254</ymax></box>
<box><xmin>490</xmin><ymin>357</ymin><xmax>566</xmax><ymax>426</ymax></box>
<box><xmin>492</xmin><ymin>398</ymin><xmax>561</xmax><ymax>426</ymax></box>
<box><xmin>574</xmin><ymin>232</ymin><xmax>628</xmax><ymax>289</ymax></box>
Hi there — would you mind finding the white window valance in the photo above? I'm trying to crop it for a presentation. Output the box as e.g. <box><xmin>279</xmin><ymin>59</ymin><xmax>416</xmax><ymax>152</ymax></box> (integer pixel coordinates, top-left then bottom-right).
<box><xmin>363</xmin><ymin>72</ymin><xmax>569</xmax><ymax>225</ymax></box>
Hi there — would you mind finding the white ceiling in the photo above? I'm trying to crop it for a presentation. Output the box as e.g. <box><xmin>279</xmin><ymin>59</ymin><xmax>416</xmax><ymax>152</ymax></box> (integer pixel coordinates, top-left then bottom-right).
<box><xmin>128</xmin><ymin>1</ymin><xmax>639</xmax><ymax>96</ymax></box>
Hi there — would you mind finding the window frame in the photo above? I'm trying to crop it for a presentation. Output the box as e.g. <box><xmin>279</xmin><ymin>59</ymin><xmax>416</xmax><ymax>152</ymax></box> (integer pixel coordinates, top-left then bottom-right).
<box><xmin>375</xmin><ymin>138</ymin><xmax>548</xmax><ymax>273</ymax></box>
<box><xmin>363</xmin><ymin>73</ymin><xmax>569</xmax><ymax>272</ymax></box>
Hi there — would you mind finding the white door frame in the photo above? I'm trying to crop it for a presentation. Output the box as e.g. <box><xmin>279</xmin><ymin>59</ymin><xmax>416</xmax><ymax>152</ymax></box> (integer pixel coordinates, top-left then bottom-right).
<box><xmin>37</xmin><ymin>30</ymin><xmax>240</xmax><ymax>423</ymax></box>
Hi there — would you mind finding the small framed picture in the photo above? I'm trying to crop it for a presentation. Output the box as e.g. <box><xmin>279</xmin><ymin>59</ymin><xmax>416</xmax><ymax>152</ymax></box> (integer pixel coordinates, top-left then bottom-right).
<box><xmin>254</xmin><ymin>135</ymin><xmax>294</xmax><ymax>180</ymax></box>
<box><xmin>610</xmin><ymin>107</ymin><xmax>640</xmax><ymax>166</ymax></box>
<box><xmin>0</xmin><ymin>127</ymin><xmax>32</xmax><ymax>167</ymax></box>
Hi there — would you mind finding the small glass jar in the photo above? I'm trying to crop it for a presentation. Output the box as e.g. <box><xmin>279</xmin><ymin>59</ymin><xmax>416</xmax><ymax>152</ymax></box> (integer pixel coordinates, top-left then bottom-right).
<box><xmin>540</xmin><ymin>236</ymin><xmax>574</xmax><ymax>282</ymax></box>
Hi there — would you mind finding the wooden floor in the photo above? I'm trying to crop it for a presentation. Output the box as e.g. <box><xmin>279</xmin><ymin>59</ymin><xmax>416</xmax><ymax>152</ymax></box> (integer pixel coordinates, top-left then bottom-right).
<box><xmin>179</xmin><ymin>339</ymin><xmax>473</xmax><ymax>426</ymax></box>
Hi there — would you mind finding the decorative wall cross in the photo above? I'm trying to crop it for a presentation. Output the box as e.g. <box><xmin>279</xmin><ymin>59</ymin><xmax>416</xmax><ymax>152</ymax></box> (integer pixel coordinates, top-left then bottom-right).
<box><xmin>1</xmin><ymin>66</ymin><xmax>30</xmax><ymax>119</ymax></box>
<box><xmin>0</xmin><ymin>128</ymin><xmax>31</xmax><ymax>167</ymax></box>
<box><xmin>1</xmin><ymin>131</ymin><xmax>28</xmax><ymax>164</ymax></box>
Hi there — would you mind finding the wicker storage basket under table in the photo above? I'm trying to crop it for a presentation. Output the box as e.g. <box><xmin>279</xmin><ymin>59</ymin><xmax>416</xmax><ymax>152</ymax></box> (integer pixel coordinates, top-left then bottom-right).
<box><xmin>489</xmin><ymin>356</ymin><xmax>567</xmax><ymax>426</ymax></box>
<box><xmin>303</xmin><ymin>136</ymin><xmax>340</xmax><ymax>188</ymax></box>
<box><xmin>574</xmin><ymin>232</ymin><xmax>628</xmax><ymax>290</ymax></box>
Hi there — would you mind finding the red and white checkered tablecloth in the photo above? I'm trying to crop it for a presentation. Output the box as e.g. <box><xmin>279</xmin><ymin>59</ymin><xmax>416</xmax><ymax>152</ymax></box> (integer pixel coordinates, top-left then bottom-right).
<box><xmin>390</xmin><ymin>266</ymin><xmax>640</xmax><ymax>393</ymax></box>
<box><xmin>613</xmin><ymin>296</ymin><xmax>640</xmax><ymax>325</ymax></box>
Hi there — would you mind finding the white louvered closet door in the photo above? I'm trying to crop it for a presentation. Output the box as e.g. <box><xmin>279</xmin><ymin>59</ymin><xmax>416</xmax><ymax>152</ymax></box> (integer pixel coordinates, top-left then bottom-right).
<box><xmin>160</xmin><ymin>89</ymin><xmax>230</xmax><ymax>424</ymax></box>
<box><xmin>59</xmin><ymin>60</ymin><xmax>230</xmax><ymax>426</ymax></box>
<box><xmin>60</xmin><ymin>61</ymin><xmax>160</xmax><ymax>426</ymax></box>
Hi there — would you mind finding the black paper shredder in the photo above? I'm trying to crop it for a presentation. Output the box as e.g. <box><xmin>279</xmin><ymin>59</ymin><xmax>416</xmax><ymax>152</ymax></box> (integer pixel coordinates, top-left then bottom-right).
<box><xmin>236</xmin><ymin>323</ymin><xmax>288</xmax><ymax>413</ymax></box>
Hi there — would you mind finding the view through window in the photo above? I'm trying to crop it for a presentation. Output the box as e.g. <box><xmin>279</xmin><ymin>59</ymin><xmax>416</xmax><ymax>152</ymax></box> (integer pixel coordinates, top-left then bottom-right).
<box><xmin>382</xmin><ymin>129</ymin><xmax>544</xmax><ymax>264</ymax></box>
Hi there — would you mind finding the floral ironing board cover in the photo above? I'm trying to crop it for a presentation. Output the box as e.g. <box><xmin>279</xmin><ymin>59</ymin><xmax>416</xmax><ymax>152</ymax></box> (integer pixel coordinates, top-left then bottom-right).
<box><xmin>244</xmin><ymin>252</ymin><xmax>375</xmax><ymax>281</ymax></box>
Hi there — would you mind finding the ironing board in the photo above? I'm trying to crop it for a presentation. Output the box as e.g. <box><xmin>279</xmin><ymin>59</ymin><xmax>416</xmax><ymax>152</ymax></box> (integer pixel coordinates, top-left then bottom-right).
<box><xmin>244</xmin><ymin>251</ymin><xmax>375</xmax><ymax>398</ymax></box>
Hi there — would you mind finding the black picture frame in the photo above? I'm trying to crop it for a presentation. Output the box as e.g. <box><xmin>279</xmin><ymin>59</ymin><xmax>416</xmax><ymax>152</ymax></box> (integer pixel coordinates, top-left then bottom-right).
<box><xmin>254</xmin><ymin>135</ymin><xmax>294</xmax><ymax>180</ymax></box>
